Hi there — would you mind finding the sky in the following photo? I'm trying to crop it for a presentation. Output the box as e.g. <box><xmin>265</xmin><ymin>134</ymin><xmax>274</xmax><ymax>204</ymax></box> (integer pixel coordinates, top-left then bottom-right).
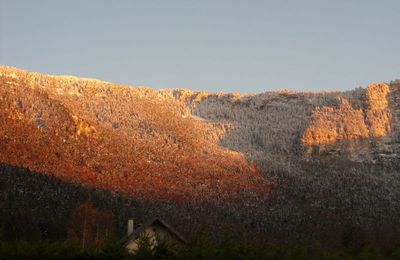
<box><xmin>1</xmin><ymin>0</ymin><xmax>399</xmax><ymax>93</ymax></box>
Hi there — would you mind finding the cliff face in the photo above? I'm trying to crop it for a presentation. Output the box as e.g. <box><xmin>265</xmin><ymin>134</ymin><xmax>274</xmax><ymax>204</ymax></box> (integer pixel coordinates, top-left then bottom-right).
<box><xmin>1</xmin><ymin>66</ymin><xmax>400</xmax><ymax>245</ymax></box>
<box><xmin>301</xmin><ymin>83</ymin><xmax>396</xmax><ymax>161</ymax></box>
<box><xmin>303</xmin><ymin>83</ymin><xmax>391</xmax><ymax>146</ymax></box>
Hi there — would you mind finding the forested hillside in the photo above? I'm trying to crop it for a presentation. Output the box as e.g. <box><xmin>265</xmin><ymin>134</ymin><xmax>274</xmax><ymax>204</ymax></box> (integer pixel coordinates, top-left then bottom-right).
<box><xmin>0</xmin><ymin>66</ymin><xmax>272</xmax><ymax>205</ymax></box>
<box><xmin>1</xmin><ymin>66</ymin><xmax>399</xmax><ymax>249</ymax></box>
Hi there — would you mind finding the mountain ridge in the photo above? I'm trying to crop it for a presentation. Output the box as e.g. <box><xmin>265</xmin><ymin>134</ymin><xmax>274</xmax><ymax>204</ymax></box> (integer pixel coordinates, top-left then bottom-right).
<box><xmin>1</xmin><ymin>66</ymin><xmax>400</xmax><ymax>246</ymax></box>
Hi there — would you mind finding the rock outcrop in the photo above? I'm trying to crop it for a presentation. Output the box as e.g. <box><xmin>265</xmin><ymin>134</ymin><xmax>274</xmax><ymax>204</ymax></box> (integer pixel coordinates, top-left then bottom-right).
<box><xmin>301</xmin><ymin>83</ymin><xmax>394</xmax><ymax>160</ymax></box>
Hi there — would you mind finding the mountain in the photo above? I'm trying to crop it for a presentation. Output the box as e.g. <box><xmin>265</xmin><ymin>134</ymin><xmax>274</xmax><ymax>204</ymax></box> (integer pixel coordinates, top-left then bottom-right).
<box><xmin>1</xmin><ymin>66</ymin><xmax>399</xmax><ymax>247</ymax></box>
<box><xmin>0</xmin><ymin>66</ymin><xmax>271</xmax><ymax>203</ymax></box>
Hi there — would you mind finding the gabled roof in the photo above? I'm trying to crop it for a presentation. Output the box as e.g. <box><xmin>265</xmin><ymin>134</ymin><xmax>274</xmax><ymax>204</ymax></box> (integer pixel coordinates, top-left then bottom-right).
<box><xmin>120</xmin><ymin>217</ymin><xmax>187</xmax><ymax>246</ymax></box>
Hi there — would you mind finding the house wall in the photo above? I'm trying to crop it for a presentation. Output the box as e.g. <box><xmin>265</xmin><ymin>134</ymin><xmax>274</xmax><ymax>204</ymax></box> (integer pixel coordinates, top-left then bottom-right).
<box><xmin>125</xmin><ymin>224</ymin><xmax>182</xmax><ymax>252</ymax></box>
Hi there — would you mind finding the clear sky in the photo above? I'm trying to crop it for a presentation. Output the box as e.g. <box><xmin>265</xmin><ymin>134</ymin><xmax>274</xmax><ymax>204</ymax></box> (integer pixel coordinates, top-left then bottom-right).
<box><xmin>1</xmin><ymin>0</ymin><xmax>399</xmax><ymax>93</ymax></box>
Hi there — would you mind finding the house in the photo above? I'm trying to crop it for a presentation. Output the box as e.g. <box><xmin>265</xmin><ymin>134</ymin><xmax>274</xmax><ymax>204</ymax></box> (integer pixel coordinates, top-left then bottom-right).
<box><xmin>120</xmin><ymin>217</ymin><xmax>187</xmax><ymax>252</ymax></box>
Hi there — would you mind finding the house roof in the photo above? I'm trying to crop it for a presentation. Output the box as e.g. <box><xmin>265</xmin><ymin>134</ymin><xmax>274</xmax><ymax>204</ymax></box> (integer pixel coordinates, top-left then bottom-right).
<box><xmin>120</xmin><ymin>217</ymin><xmax>187</xmax><ymax>246</ymax></box>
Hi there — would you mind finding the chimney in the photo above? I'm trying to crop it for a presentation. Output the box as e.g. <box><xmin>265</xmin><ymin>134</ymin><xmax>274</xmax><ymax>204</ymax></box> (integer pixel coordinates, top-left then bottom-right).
<box><xmin>127</xmin><ymin>219</ymin><xmax>134</xmax><ymax>236</ymax></box>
